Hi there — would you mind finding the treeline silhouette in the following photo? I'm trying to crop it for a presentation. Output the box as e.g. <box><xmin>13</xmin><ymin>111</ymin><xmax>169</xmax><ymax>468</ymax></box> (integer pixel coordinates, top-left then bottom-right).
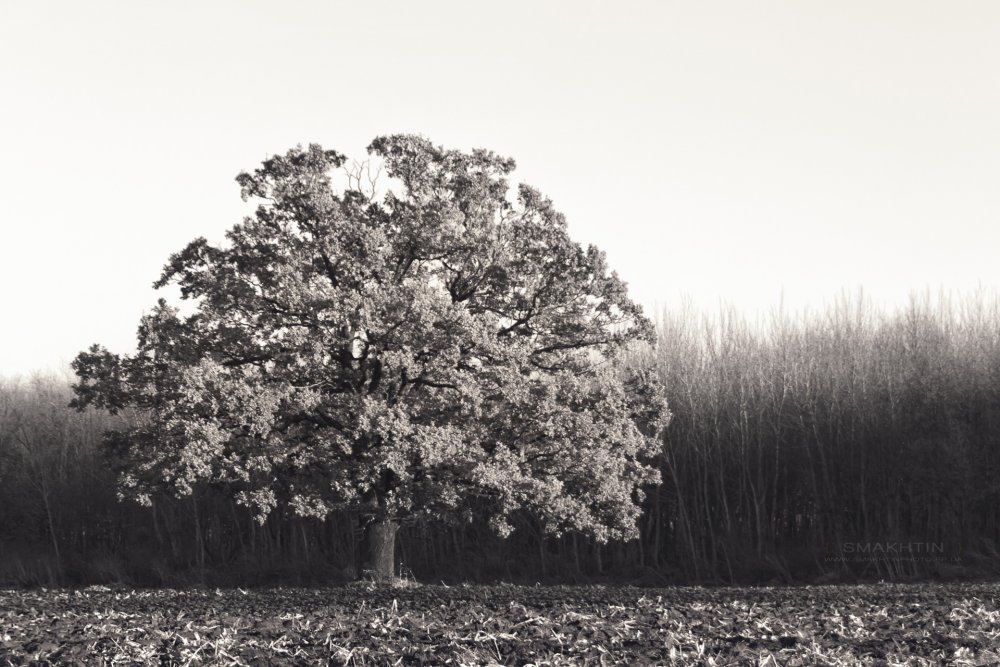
<box><xmin>3</xmin><ymin>291</ymin><xmax>1000</xmax><ymax>586</ymax></box>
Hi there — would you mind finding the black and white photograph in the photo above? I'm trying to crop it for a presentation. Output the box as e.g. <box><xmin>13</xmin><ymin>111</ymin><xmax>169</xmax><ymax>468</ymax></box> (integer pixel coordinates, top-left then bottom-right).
<box><xmin>2</xmin><ymin>1</ymin><xmax>1000</xmax><ymax>664</ymax></box>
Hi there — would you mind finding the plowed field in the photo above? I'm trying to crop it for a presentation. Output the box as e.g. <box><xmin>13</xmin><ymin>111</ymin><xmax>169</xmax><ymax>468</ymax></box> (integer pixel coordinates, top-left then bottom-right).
<box><xmin>2</xmin><ymin>583</ymin><xmax>999</xmax><ymax>665</ymax></box>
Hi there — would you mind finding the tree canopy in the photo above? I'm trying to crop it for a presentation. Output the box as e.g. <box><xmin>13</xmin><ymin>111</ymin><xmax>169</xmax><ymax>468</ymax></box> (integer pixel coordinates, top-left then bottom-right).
<box><xmin>72</xmin><ymin>135</ymin><xmax>669</xmax><ymax>562</ymax></box>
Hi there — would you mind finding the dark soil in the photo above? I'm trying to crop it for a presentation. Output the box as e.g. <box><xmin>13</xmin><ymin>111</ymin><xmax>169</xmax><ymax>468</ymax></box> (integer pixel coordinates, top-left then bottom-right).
<box><xmin>2</xmin><ymin>582</ymin><xmax>999</xmax><ymax>665</ymax></box>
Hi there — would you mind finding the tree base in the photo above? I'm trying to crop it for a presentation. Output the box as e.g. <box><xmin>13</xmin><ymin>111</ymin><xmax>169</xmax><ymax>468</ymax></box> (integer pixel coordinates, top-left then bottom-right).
<box><xmin>361</xmin><ymin>515</ymin><xmax>398</xmax><ymax>583</ymax></box>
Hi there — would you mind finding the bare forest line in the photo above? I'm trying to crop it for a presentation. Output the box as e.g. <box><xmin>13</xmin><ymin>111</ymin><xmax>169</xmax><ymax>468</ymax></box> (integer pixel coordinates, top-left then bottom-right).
<box><xmin>2</xmin><ymin>290</ymin><xmax>999</xmax><ymax>586</ymax></box>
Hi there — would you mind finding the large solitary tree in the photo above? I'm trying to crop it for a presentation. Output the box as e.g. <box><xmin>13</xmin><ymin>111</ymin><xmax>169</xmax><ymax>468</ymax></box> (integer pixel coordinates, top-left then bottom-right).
<box><xmin>72</xmin><ymin>135</ymin><xmax>669</xmax><ymax>581</ymax></box>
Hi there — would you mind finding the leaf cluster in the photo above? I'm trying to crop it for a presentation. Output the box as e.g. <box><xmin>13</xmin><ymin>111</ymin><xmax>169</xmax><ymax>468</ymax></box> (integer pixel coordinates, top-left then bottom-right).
<box><xmin>72</xmin><ymin>135</ymin><xmax>668</xmax><ymax>539</ymax></box>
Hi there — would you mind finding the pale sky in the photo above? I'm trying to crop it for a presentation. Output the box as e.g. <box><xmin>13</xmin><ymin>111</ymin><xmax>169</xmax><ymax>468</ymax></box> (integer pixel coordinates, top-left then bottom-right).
<box><xmin>2</xmin><ymin>1</ymin><xmax>999</xmax><ymax>376</ymax></box>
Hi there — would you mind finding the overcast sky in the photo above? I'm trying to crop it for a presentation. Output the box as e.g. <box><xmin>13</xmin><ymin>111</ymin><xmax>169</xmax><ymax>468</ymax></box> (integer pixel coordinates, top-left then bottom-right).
<box><xmin>2</xmin><ymin>1</ymin><xmax>999</xmax><ymax>376</ymax></box>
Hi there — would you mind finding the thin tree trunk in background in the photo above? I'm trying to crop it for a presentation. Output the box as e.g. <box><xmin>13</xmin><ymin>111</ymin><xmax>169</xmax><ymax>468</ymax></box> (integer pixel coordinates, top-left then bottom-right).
<box><xmin>192</xmin><ymin>493</ymin><xmax>205</xmax><ymax>582</ymax></box>
<box><xmin>572</xmin><ymin>533</ymin><xmax>581</xmax><ymax>574</ymax></box>
<box><xmin>651</xmin><ymin>491</ymin><xmax>662</xmax><ymax>569</ymax></box>
<box><xmin>538</xmin><ymin>533</ymin><xmax>547</xmax><ymax>578</ymax></box>
<box><xmin>41</xmin><ymin>481</ymin><xmax>61</xmax><ymax>580</ymax></box>
<box><xmin>666</xmin><ymin>445</ymin><xmax>699</xmax><ymax>580</ymax></box>
<box><xmin>151</xmin><ymin>500</ymin><xmax>163</xmax><ymax>546</ymax></box>
<box><xmin>230</xmin><ymin>501</ymin><xmax>246</xmax><ymax>555</ymax></box>
<box><xmin>300</xmin><ymin>521</ymin><xmax>310</xmax><ymax>565</ymax></box>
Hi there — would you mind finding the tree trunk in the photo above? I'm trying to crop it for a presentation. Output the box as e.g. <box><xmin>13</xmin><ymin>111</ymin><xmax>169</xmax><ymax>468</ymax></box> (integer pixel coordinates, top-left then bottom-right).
<box><xmin>362</xmin><ymin>514</ymin><xmax>398</xmax><ymax>582</ymax></box>
<box><xmin>40</xmin><ymin>482</ymin><xmax>62</xmax><ymax>581</ymax></box>
<box><xmin>192</xmin><ymin>493</ymin><xmax>205</xmax><ymax>582</ymax></box>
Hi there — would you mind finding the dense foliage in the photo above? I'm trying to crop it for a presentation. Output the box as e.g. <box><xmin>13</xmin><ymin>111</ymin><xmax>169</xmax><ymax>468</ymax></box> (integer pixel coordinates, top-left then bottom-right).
<box><xmin>67</xmin><ymin>136</ymin><xmax>668</xmax><ymax>579</ymax></box>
